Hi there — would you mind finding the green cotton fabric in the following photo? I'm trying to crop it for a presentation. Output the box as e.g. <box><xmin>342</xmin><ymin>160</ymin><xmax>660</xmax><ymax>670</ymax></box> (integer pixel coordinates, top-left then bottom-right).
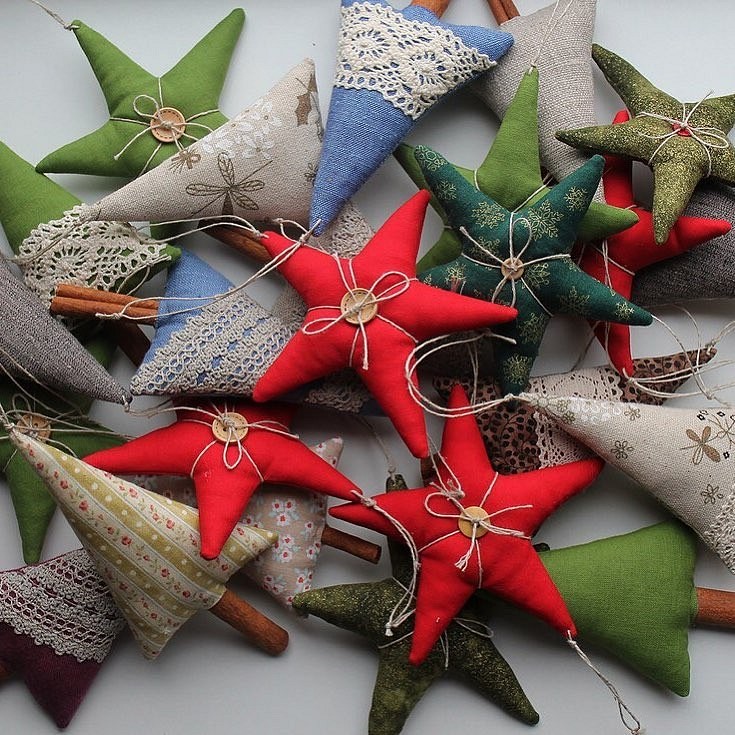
<box><xmin>556</xmin><ymin>44</ymin><xmax>735</xmax><ymax>243</ymax></box>
<box><xmin>416</xmin><ymin>145</ymin><xmax>652</xmax><ymax>394</ymax></box>
<box><xmin>540</xmin><ymin>522</ymin><xmax>698</xmax><ymax>696</ymax></box>
<box><xmin>36</xmin><ymin>10</ymin><xmax>245</xmax><ymax>178</ymax></box>
<box><xmin>394</xmin><ymin>68</ymin><xmax>637</xmax><ymax>272</ymax></box>
<box><xmin>0</xmin><ymin>334</ymin><xmax>124</xmax><ymax>563</ymax></box>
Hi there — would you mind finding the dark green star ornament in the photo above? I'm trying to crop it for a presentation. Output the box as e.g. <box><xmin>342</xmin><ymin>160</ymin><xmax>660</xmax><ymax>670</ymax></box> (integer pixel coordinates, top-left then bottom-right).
<box><xmin>293</xmin><ymin>538</ymin><xmax>537</xmax><ymax>734</ymax></box>
<box><xmin>36</xmin><ymin>9</ymin><xmax>245</xmax><ymax>178</ymax></box>
<box><xmin>557</xmin><ymin>44</ymin><xmax>735</xmax><ymax>243</ymax></box>
<box><xmin>395</xmin><ymin>68</ymin><xmax>638</xmax><ymax>272</ymax></box>
<box><xmin>415</xmin><ymin>146</ymin><xmax>652</xmax><ymax>394</ymax></box>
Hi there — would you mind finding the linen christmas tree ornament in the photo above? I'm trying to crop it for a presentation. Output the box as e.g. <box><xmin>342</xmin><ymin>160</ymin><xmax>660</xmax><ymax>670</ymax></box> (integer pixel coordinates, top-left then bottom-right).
<box><xmin>471</xmin><ymin>0</ymin><xmax>603</xmax><ymax>196</ymax></box>
<box><xmin>578</xmin><ymin>114</ymin><xmax>731</xmax><ymax>376</ymax></box>
<box><xmin>0</xmin><ymin>258</ymin><xmax>127</xmax><ymax>404</ymax></box>
<box><xmin>0</xmin><ymin>549</ymin><xmax>126</xmax><ymax>728</ymax></box>
<box><xmin>36</xmin><ymin>10</ymin><xmax>245</xmax><ymax>178</ymax></box>
<box><xmin>330</xmin><ymin>385</ymin><xmax>603</xmax><ymax>666</ymax></box>
<box><xmin>556</xmin><ymin>44</ymin><xmax>735</xmax><ymax>244</ymax></box>
<box><xmin>527</xmin><ymin>396</ymin><xmax>735</xmax><ymax>573</ymax></box>
<box><xmin>431</xmin><ymin>349</ymin><xmax>716</xmax><ymax>475</ymax></box>
<box><xmin>308</xmin><ymin>0</ymin><xmax>514</xmax><ymax>233</ymax></box>
<box><xmin>0</xmin><ymin>142</ymin><xmax>178</xmax><ymax>308</ymax></box>
<box><xmin>0</xmin><ymin>333</ymin><xmax>124</xmax><ymax>563</ymax></box>
<box><xmin>83</xmin><ymin>399</ymin><xmax>358</xmax><ymax>560</ymax></box>
<box><xmin>76</xmin><ymin>59</ymin><xmax>324</xmax><ymax>229</ymax></box>
<box><xmin>9</xmin><ymin>429</ymin><xmax>285</xmax><ymax>659</ymax></box>
<box><xmin>253</xmin><ymin>192</ymin><xmax>519</xmax><ymax>458</ymax></box>
<box><xmin>395</xmin><ymin>67</ymin><xmax>638</xmax><ymax>272</ymax></box>
<box><xmin>415</xmin><ymin>146</ymin><xmax>651</xmax><ymax>394</ymax></box>
<box><xmin>293</xmin><ymin>535</ymin><xmax>539</xmax><ymax>735</ymax></box>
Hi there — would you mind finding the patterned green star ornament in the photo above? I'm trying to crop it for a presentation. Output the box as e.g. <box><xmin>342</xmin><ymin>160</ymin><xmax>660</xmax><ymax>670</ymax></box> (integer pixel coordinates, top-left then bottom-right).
<box><xmin>416</xmin><ymin>146</ymin><xmax>652</xmax><ymax>394</ymax></box>
<box><xmin>395</xmin><ymin>68</ymin><xmax>638</xmax><ymax>272</ymax></box>
<box><xmin>557</xmin><ymin>44</ymin><xmax>735</xmax><ymax>243</ymax></box>
<box><xmin>36</xmin><ymin>10</ymin><xmax>245</xmax><ymax>178</ymax></box>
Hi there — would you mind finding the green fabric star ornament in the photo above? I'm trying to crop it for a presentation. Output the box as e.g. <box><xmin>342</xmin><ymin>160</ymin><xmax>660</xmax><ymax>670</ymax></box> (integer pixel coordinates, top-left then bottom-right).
<box><xmin>556</xmin><ymin>44</ymin><xmax>735</xmax><ymax>243</ymax></box>
<box><xmin>0</xmin><ymin>334</ymin><xmax>124</xmax><ymax>563</ymax></box>
<box><xmin>293</xmin><ymin>478</ymin><xmax>538</xmax><ymax>735</ymax></box>
<box><xmin>395</xmin><ymin>68</ymin><xmax>638</xmax><ymax>272</ymax></box>
<box><xmin>36</xmin><ymin>10</ymin><xmax>245</xmax><ymax>178</ymax></box>
<box><xmin>415</xmin><ymin>146</ymin><xmax>652</xmax><ymax>394</ymax></box>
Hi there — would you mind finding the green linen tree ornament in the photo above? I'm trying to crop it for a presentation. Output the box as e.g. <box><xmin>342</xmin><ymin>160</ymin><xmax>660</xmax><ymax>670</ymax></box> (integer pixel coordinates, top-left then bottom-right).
<box><xmin>556</xmin><ymin>44</ymin><xmax>735</xmax><ymax>243</ymax></box>
<box><xmin>395</xmin><ymin>67</ymin><xmax>638</xmax><ymax>272</ymax></box>
<box><xmin>415</xmin><ymin>146</ymin><xmax>652</xmax><ymax>394</ymax></box>
<box><xmin>36</xmin><ymin>10</ymin><xmax>245</xmax><ymax>178</ymax></box>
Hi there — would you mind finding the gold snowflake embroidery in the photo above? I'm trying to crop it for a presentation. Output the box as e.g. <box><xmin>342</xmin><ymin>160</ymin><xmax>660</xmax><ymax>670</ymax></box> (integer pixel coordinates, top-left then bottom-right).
<box><xmin>518</xmin><ymin>313</ymin><xmax>545</xmax><ymax>345</ymax></box>
<box><xmin>564</xmin><ymin>187</ymin><xmax>588</xmax><ymax>211</ymax></box>
<box><xmin>420</xmin><ymin>148</ymin><xmax>445</xmax><ymax>171</ymax></box>
<box><xmin>615</xmin><ymin>301</ymin><xmax>635</xmax><ymax>320</ymax></box>
<box><xmin>558</xmin><ymin>286</ymin><xmax>590</xmax><ymax>313</ymax></box>
<box><xmin>472</xmin><ymin>201</ymin><xmax>506</xmax><ymax>229</ymax></box>
<box><xmin>446</xmin><ymin>263</ymin><xmax>466</xmax><ymax>292</ymax></box>
<box><xmin>436</xmin><ymin>181</ymin><xmax>457</xmax><ymax>201</ymax></box>
<box><xmin>502</xmin><ymin>354</ymin><xmax>534</xmax><ymax>386</ymax></box>
<box><xmin>527</xmin><ymin>200</ymin><xmax>563</xmax><ymax>240</ymax></box>
<box><xmin>524</xmin><ymin>262</ymin><xmax>550</xmax><ymax>289</ymax></box>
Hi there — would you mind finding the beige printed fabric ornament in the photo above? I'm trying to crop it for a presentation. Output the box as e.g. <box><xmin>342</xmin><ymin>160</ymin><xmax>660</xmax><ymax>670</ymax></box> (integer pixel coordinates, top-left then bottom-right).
<box><xmin>77</xmin><ymin>59</ymin><xmax>323</xmax><ymax>229</ymax></box>
<box><xmin>526</xmin><ymin>395</ymin><xmax>735</xmax><ymax>572</ymax></box>
<box><xmin>9</xmin><ymin>430</ymin><xmax>276</xmax><ymax>660</ymax></box>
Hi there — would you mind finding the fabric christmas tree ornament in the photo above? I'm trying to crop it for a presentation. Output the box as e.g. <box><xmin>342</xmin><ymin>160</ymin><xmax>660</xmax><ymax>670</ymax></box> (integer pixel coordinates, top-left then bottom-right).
<box><xmin>633</xmin><ymin>181</ymin><xmax>735</xmax><ymax>307</ymax></box>
<box><xmin>83</xmin><ymin>399</ymin><xmax>358</xmax><ymax>560</ymax></box>
<box><xmin>577</xmin><ymin>112</ymin><xmax>731</xmax><ymax>376</ymax></box>
<box><xmin>0</xmin><ymin>257</ymin><xmax>126</xmax><ymax>404</ymax></box>
<box><xmin>76</xmin><ymin>59</ymin><xmax>323</xmax><ymax>229</ymax></box>
<box><xmin>0</xmin><ymin>142</ymin><xmax>179</xmax><ymax>308</ymax></box>
<box><xmin>526</xmin><ymin>395</ymin><xmax>735</xmax><ymax>573</ymax></box>
<box><xmin>395</xmin><ymin>67</ymin><xmax>638</xmax><ymax>272</ymax></box>
<box><xmin>253</xmin><ymin>191</ymin><xmax>518</xmax><ymax>458</ymax></box>
<box><xmin>36</xmin><ymin>10</ymin><xmax>245</xmax><ymax>178</ymax></box>
<box><xmin>432</xmin><ymin>349</ymin><xmax>716</xmax><ymax>475</ymax></box>
<box><xmin>308</xmin><ymin>0</ymin><xmax>514</xmax><ymax>233</ymax></box>
<box><xmin>470</xmin><ymin>0</ymin><xmax>603</xmax><ymax>199</ymax></box>
<box><xmin>556</xmin><ymin>44</ymin><xmax>735</xmax><ymax>244</ymax></box>
<box><xmin>331</xmin><ymin>385</ymin><xmax>603</xmax><ymax>665</ymax></box>
<box><xmin>0</xmin><ymin>333</ymin><xmax>124</xmax><ymax>563</ymax></box>
<box><xmin>9</xmin><ymin>429</ymin><xmax>277</xmax><ymax>660</ymax></box>
<box><xmin>0</xmin><ymin>549</ymin><xmax>126</xmax><ymax>728</ymax></box>
<box><xmin>293</xmin><ymin>533</ymin><xmax>539</xmax><ymax>735</ymax></box>
<box><xmin>137</xmin><ymin>438</ymin><xmax>346</xmax><ymax>608</ymax></box>
<box><xmin>415</xmin><ymin>146</ymin><xmax>651</xmax><ymax>395</ymax></box>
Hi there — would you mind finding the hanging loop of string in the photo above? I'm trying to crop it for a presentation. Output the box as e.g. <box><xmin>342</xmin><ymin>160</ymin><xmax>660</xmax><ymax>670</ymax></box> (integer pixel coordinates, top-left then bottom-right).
<box><xmin>27</xmin><ymin>0</ymin><xmax>78</xmax><ymax>30</ymax></box>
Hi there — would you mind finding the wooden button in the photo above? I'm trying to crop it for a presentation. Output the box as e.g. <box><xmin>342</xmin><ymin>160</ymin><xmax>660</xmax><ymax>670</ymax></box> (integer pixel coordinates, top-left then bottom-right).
<box><xmin>16</xmin><ymin>413</ymin><xmax>52</xmax><ymax>442</ymax></box>
<box><xmin>150</xmin><ymin>107</ymin><xmax>186</xmax><ymax>143</ymax></box>
<box><xmin>500</xmin><ymin>257</ymin><xmax>525</xmax><ymax>280</ymax></box>
<box><xmin>457</xmin><ymin>506</ymin><xmax>490</xmax><ymax>538</ymax></box>
<box><xmin>341</xmin><ymin>288</ymin><xmax>378</xmax><ymax>325</ymax></box>
<box><xmin>212</xmin><ymin>413</ymin><xmax>249</xmax><ymax>443</ymax></box>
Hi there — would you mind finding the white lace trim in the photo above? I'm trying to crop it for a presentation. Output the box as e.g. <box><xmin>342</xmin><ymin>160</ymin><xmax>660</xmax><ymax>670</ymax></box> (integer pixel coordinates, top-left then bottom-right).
<box><xmin>704</xmin><ymin>482</ymin><xmax>735</xmax><ymax>573</ymax></box>
<box><xmin>303</xmin><ymin>369</ymin><xmax>373</xmax><ymax>413</ymax></box>
<box><xmin>0</xmin><ymin>549</ymin><xmax>125</xmax><ymax>663</ymax></box>
<box><xmin>334</xmin><ymin>2</ymin><xmax>495</xmax><ymax>120</ymax></box>
<box><xmin>533</xmin><ymin>368</ymin><xmax>623</xmax><ymax>466</ymax></box>
<box><xmin>18</xmin><ymin>205</ymin><xmax>173</xmax><ymax>308</ymax></box>
<box><xmin>131</xmin><ymin>289</ymin><xmax>293</xmax><ymax>396</ymax></box>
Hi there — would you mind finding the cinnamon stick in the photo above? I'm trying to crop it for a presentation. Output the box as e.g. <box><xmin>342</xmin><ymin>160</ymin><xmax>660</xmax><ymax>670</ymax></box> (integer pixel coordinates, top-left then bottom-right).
<box><xmin>50</xmin><ymin>296</ymin><xmax>157</xmax><ymax>323</ymax></box>
<box><xmin>210</xmin><ymin>588</ymin><xmax>289</xmax><ymax>656</ymax></box>
<box><xmin>410</xmin><ymin>0</ymin><xmax>452</xmax><ymax>17</ymax></box>
<box><xmin>500</xmin><ymin>0</ymin><xmax>520</xmax><ymax>20</ymax></box>
<box><xmin>695</xmin><ymin>587</ymin><xmax>735</xmax><ymax>628</ymax></box>
<box><xmin>204</xmin><ymin>224</ymin><xmax>270</xmax><ymax>263</ymax></box>
<box><xmin>321</xmin><ymin>525</ymin><xmax>382</xmax><ymax>564</ymax></box>
<box><xmin>486</xmin><ymin>0</ymin><xmax>510</xmax><ymax>24</ymax></box>
<box><xmin>54</xmin><ymin>284</ymin><xmax>160</xmax><ymax>311</ymax></box>
<box><xmin>108</xmin><ymin>321</ymin><xmax>152</xmax><ymax>366</ymax></box>
<box><xmin>0</xmin><ymin>659</ymin><xmax>11</xmax><ymax>682</ymax></box>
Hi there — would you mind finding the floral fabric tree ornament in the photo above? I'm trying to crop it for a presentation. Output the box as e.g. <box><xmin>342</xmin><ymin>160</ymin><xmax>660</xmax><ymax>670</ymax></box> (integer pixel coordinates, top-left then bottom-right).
<box><xmin>83</xmin><ymin>399</ymin><xmax>358</xmax><ymax>560</ymax></box>
<box><xmin>415</xmin><ymin>146</ymin><xmax>651</xmax><ymax>394</ymax></box>
<box><xmin>253</xmin><ymin>192</ymin><xmax>518</xmax><ymax>458</ymax></box>
<box><xmin>0</xmin><ymin>549</ymin><xmax>126</xmax><ymax>728</ymax></box>
<box><xmin>557</xmin><ymin>44</ymin><xmax>735</xmax><ymax>243</ymax></box>
<box><xmin>77</xmin><ymin>59</ymin><xmax>324</xmax><ymax>229</ymax></box>
<box><xmin>526</xmin><ymin>395</ymin><xmax>735</xmax><ymax>573</ymax></box>
<box><xmin>9</xmin><ymin>430</ymin><xmax>279</xmax><ymax>659</ymax></box>
<box><xmin>36</xmin><ymin>10</ymin><xmax>246</xmax><ymax>178</ymax></box>
<box><xmin>309</xmin><ymin>0</ymin><xmax>514</xmax><ymax>233</ymax></box>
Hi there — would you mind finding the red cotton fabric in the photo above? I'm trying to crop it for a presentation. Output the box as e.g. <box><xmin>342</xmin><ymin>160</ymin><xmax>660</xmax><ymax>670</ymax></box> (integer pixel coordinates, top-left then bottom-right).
<box><xmin>252</xmin><ymin>191</ymin><xmax>518</xmax><ymax>458</ymax></box>
<box><xmin>579</xmin><ymin>110</ymin><xmax>732</xmax><ymax>376</ymax></box>
<box><xmin>330</xmin><ymin>385</ymin><xmax>603</xmax><ymax>665</ymax></box>
<box><xmin>84</xmin><ymin>400</ymin><xmax>358</xmax><ymax>559</ymax></box>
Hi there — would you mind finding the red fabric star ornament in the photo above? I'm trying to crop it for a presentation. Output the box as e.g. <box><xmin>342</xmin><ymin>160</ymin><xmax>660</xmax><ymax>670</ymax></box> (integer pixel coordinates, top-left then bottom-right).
<box><xmin>331</xmin><ymin>385</ymin><xmax>603</xmax><ymax>665</ymax></box>
<box><xmin>252</xmin><ymin>191</ymin><xmax>518</xmax><ymax>458</ymax></box>
<box><xmin>84</xmin><ymin>400</ymin><xmax>358</xmax><ymax>559</ymax></box>
<box><xmin>580</xmin><ymin>110</ymin><xmax>732</xmax><ymax>376</ymax></box>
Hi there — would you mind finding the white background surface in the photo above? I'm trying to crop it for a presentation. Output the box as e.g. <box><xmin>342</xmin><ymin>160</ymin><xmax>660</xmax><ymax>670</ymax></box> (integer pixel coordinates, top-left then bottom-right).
<box><xmin>1</xmin><ymin>0</ymin><xmax>735</xmax><ymax>733</ymax></box>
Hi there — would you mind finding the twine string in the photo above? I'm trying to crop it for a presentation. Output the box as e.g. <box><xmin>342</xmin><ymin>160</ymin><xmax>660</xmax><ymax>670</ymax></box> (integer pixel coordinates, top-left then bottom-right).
<box><xmin>27</xmin><ymin>0</ymin><xmax>78</xmax><ymax>30</ymax></box>
<box><xmin>530</xmin><ymin>0</ymin><xmax>578</xmax><ymax>69</ymax></box>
